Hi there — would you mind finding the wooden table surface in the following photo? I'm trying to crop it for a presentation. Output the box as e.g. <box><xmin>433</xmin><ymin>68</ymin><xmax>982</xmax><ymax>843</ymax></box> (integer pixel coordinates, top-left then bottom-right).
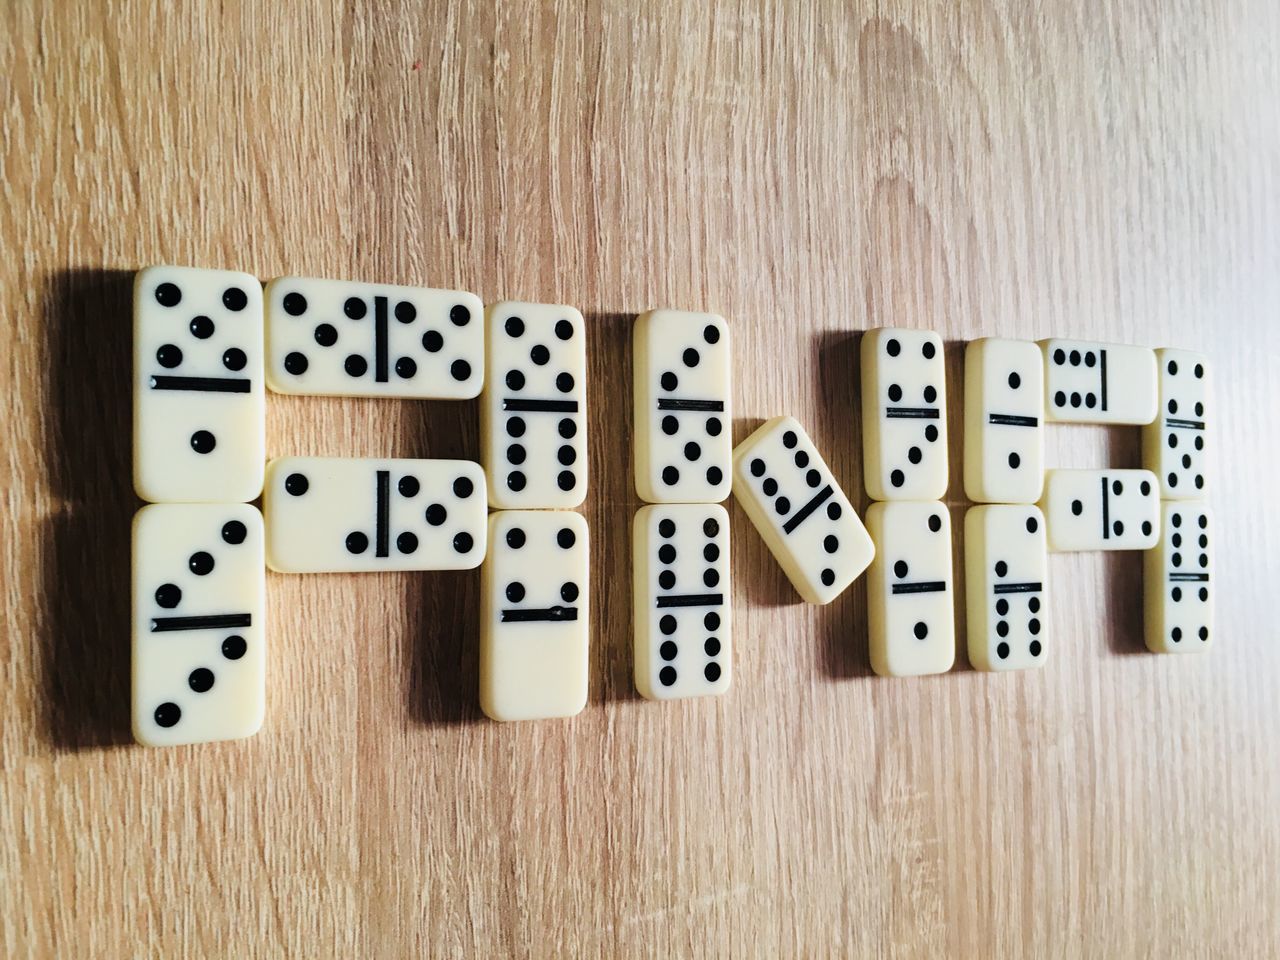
<box><xmin>4</xmin><ymin>1</ymin><xmax>1279</xmax><ymax>956</ymax></box>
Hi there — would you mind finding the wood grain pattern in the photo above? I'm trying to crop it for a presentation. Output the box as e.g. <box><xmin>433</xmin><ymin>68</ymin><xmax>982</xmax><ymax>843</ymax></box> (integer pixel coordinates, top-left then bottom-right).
<box><xmin>3</xmin><ymin>1</ymin><xmax>1279</xmax><ymax>955</ymax></box>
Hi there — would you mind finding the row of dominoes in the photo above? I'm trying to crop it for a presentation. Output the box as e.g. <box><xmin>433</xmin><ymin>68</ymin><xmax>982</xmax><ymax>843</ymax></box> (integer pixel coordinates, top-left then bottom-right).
<box><xmin>129</xmin><ymin>264</ymin><xmax>1210</xmax><ymax>746</ymax></box>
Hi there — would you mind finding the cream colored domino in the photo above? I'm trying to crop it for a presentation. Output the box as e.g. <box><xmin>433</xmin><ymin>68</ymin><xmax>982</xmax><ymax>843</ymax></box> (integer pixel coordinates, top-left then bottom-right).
<box><xmin>480</xmin><ymin>511</ymin><xmax>589</xmax><ymax>720</ymax></box>
<box><xmin>1145</xmin><ymin>502</ymin><xmax>1213</xmax><ymax>653</ymax></box>
<box><xmin>861</xmin><ymin>327</ymin><xmax>948</xmax><ymax>501</ymax></box>
<box><xmin>264</xmin><ymin>276</ymin><xmax>484</xmax><ymax>398</ymax></box>
<box><xmin>732</xmin><ymin>416</ymin><xmax>874</xmax><ymax>604</ymax></box>
<box><xmin>633</xmin><ymin>310</ymin><xmax>732</xmax><ymax>503</ymax></box>
<box><xmin>132</xmin><ymin>503</ymin><xmax>265</xmax><ymax>746</ymax></box>
<box><xmin>133</xmin><ymin>265</ymin><xmax>265</xmax><ymax>503</ymax></box>
<box><xmin>965</xmin><ymin>505</ymin><xmax>1048</xmax><ymax>671</ymax></box>
<box><xmin>482</xmin><ymin>302</ymin><xmax>588</xmax><ymax>509</ymax></box>
<box><xmin>633</xmin><ymin>503</ymin><xmax>731</xmax><ymax>700</ymax></box>
<box><xmin>1041</xmin><ymin>469</ymin><xmax>1159</xmax><ymax>552</ymax></box>
<box><xmin>1143</xmin><ymin>349</ymin><xmax>1209</xmax><ymax>498</ymax></box>
<box><xmin>963</xmin><ymin>338</ymin><xmax>1045</xmax><ymax>503</ymax></box>
<box><xmin>264</xmin><ymin>457</ymin><xmax>486</xmax><ymax>573</ymax></box>
<box><xmin>1040</xmin><ymin>338</ymin><xmax>1156</xmax><ymax>424</ymax></box>
<box><xmin>866</xmin><ymin>501</ymin><xmax>955</xmax><ymax>677</ymax></box>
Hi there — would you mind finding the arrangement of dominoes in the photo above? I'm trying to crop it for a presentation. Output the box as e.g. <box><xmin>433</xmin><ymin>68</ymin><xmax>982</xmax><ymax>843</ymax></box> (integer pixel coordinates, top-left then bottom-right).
<box><xmin>131</xmin><ymin>265</ymin><xmax>1211</xmax><ymax>746</ymax></box>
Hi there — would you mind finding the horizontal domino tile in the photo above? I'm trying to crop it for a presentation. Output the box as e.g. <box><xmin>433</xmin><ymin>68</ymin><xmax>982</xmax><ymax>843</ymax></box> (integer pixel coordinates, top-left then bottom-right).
<box><xmin>962</xmin><ymin>338</ymin><xmax>1045</xmax><ymax>504</ymax></box>
<box><xmin>965</xmin><ymin>505</ymin><xmax>1048</xmax><ymax>672</ymax></box>
<box><xmin>732</xmin><ymin>416</ymin><xmax>875</xmax><ymax>605</ymax></box>
<box><xmin>1143</xmin><ymin>348</ymin><xmax>1209</xmax><ymax>499</ymax></box>
<box><xmin>264</xmin><ymin>276</ymin><xmax>485</xmax><ymax>398</ymax></box>
<box><xmin>482</xmin><ymin>301</ymin><xmax>589</xmax><ymax>509</ymax></box>
<box><xmin>866</xmin><ymin>501</ymin><xmax>956</xmax><ymax>678</ymax></box>
<box><xmin>1144</xmin><ymin>502</ymin><xmax>1213</xmax><ymax>653</ymax></box>
<box><xmin>481</xmin><ymin>511</ymin><xmax>590</xmax><ymax>720</ymax></box>
<box><xmin>1040</xmin><ymin>338</ymin><xmax>1157</xmax><ymax>425</ymax></box>
<box><xmin>633</xmin><ymin>503</ymin><xmax>732</xmax><ymax>700</ymax></box>
<box><xmin>133</xmin><ymin>265</ymin><xmax>266</xmax><ymax>503</ymax></box>
<box><xmin>1040</xmin><ymin>469</ymin><xmax>1160</xmax><ymax>552</ymax></box>
<box><xmin>133</xmin><ymin>503</ymin><xmax>266</xmax><ymax>746</ymax></box>
<box><xmin>263</xmin><ymin>457</ymin><xmax>488</xmax><ymax>573</ymax></box>
<box><xmin>633</xmin><ymin>310</ymin><xmax>732</xmax><ymax>504</ymax></box>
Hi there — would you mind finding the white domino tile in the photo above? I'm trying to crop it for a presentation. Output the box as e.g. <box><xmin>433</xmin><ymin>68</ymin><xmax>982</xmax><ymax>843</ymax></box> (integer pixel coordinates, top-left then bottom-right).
<box><xmin>866</xmin><ymin>501</ymin><xmax>955</xmax><ymax>677</ymax></box>
<box><xmin>963</xmin><ymin>338</ymin><xmax>1044</xmax><ymax>503</ymax></box>
<box><xmin>132</xmin><ymin>503</ymin><xmax>265</xmax><ymax>746</ymax></box>
<box><xmin>1040</xmin><ymin>339</ymin><xmax>1156</xmax><ymax>424</ymax></box>
<box><xmin>732</xmin><ymin>416</ymin><xmax>875</xmax><ymax>605</ymax></box>
<box><xmin>1145</xmin><ymin>502</ymin><xmax>1213</xmax><ymax>653</ymax></box>
<box><xmin>633</xmin><ymin>503</ymin><xmax>731</xmax><ymax>700</ymax></box>
<box><xmin>133</xmin><ymin>266</ymin><xmax>265</xmax><ymax>503</ymax></box>
<box><xmin>1040</xmin><ymin>469</ymin><xmax>1159</xmax><ymax>552</ymax></box>
<box><xmin>965</xmin><ymin>505</ymin><xmax>1048</xmax><ymax>672</ymax></box>
<box><xmin>263</xmin><ymin>457</ymin><xmax>487</xmax><ymax>573</ymax></box>
<box><xmin>482</xmin><ymin>302</ymin><xmax>588</xmax><ymax>509</ymax></box>
<box><xmin>633</xmin><ymin>310</ymin><xmax>732</xmax><ymax>504</ymax></box>
<box><xmin>861</xmin><ymin>327</ymin><xmax>949</xmax><ymax>501</ymax></box>
<box><xmin>1143</xmin><ymin>348</ymin><xmax>1209</xmax><ymax>499</ymax></box>
<box><xmin>480</xmin><ymin>511</ymin><xmax>589</xmax><ymax>720</ymax></box>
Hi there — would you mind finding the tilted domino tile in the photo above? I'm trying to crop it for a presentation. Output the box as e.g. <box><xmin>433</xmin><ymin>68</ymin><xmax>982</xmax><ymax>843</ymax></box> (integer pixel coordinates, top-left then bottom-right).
<box><xmin>1040</xmin><ymin>469</ymin><xmax>1159</xmax><ymax>552</ymax></box>
<box><xmin>263</xmin><ymin>457</ymin><xmax>486</xmax><ymax>573</ymax></box>
<box><xmin>133</xmin><ymin>266</ymin><xmax>265</xmax><ymax>503</ymax></box>
<box><xmin>482</xmin><ymin>302</ymin><xmax>588</xmax><ymax>509</ymax></box>
<box><xmin>133</xmin><ymin>503</ymin><xmax>265</xmax><ymax>746</ymax></box>
<box><xmin>1144</xmin><ymin>502</ymin><xmax>1213</xmax><ymax>653</ymax></box>
<box><xmin>633</xmin><ymin>310</ymin><xmax>732</xmax><ymax>503</ymax></box>
<box><xmin>480</xmin><ymin>511</ymin><xmax>589</xmax><ymax>721</ymax></box>
<box><xmin>264</xmin><ymin>276</ymin><xmax>484</xmax><ymax>398</ymax></box>
<box><xmin>963</xmin><ymin>338</ymin><xmax>1045</xmax><ymax>503</ymax></box>
<box><xmin>965</xmin><ymin>505</ymin><xmax>1048</xmax><ymax>672</ymax></box>
<box><xmin>860</xmin><ymin>327</ymin><xmax>949</xmax><ymax>501</ymax></box>
<box><xmin>1040</xmin><ymin>338</ymin><xmax>1157</xmax><ymax>424</ymax></box>
<box><xmin>732</xmin><ymin>416</ymin><xmax>874</xmax><ymax>605</ymax></box>
<box><xmin>1142</xmin><ymin>348</ymin><xmax>1209</xmax><ymax>498</ymax></box>
<box><xmin>633</xmin><ymin>503</ymin><xmax>731</xmax><ymax>700</ymax></box>
<box><xmin>866</xmin><ymin>501</ymin><xmax>955</xmax><ymax>677</ymax></box>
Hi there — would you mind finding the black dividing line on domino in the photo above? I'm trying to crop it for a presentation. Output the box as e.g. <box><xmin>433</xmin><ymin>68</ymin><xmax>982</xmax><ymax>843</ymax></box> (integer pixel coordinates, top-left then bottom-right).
<box><xmin>152</xmin><ymin>613</ymin><xmax>252</xmax><ymax>633</ymax></box>
<box><xmin>1099</xmin><ymin>349</ymin><xmax>1109</xmax><ymax>411</ymax></box>
<box><xmin>657</xmin><ymin>399</ymin><xmax>725</xmax><ymax>412</ymax></box>
<box><xmin>150</xmin><ymin>376</ymin><xmax>251</xmax><ymax>393</ymax></box>
<box><xmin>374</xmin><ymin>295</ymin><xmax>389</xmax><ymax>383</ymax></box>
<box><xmin>1169</xmin><ymin>573</ymin><xmax>1210</xmax><ymax>582</ymax></box>
<box><xmin>1101</xmin><ymin>475</ymin><xmax>1110</xmax><ymax>540</ymax></box>
<box><xmin>988</xmin><ymin>414</ymin><xmax>1039</xmax><ymax>428</ymax></box>
<box><xmin>782</xmin><ymin>485</ymin><xmax>833</xmax><ymax>535</ymax></box>
<box><xmin>1166</xmin><ymin>418</ymin><xmax>1205</xmax><ymax>430</ymax></box>
<box><xmin>885</xmin><ymin>407</ymin><xmax>940</xmax><ymax>419</ymax></box>
<box><xmin>891</xmin><ymin>581</ymin><xmax>947</xmax><ymax>595</ymax></box>
<box><xmin>375</xmin><ymin>469</ymin><xmax>390</xmax><ymax>558</ymax></box>
<box><xmin>655</xmin><ymin>593</ymin><xmax>724</xmax><ymax>609</ymax></box>
<box><xmin>501</xmin><ymin>606</ymin><xmax>579</xmax><ymax>623</ymax></box>
<box><xmin>993</xmin><ymin>582</ymin><xmax>1042</xmax><ymax>594</ymax></box>
<box><xmin>503</xmin><ymin>398</ymin><xmax>579</xmax><ymax>413</ymax></box>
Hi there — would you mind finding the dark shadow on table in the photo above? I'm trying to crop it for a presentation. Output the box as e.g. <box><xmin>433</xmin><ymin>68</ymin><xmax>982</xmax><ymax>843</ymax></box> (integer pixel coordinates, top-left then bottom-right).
<box><xmin>38</xmin><ymin>268</ymin><xmax>137</xmax><ymax>750</ymax></box>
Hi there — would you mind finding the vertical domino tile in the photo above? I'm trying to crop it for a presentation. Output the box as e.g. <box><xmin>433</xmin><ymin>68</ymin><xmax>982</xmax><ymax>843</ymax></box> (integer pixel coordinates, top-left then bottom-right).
<box><xmin>133</xmin><ymin>266</ymin><xmax>265</xmax><ymax>503</ymax></box>
<box><xmin>482</xmin><ymin>302</ymin><xmax>588</xmax><ymax>509</ymax></box>
<box><xmin>1144</xmin><ymin>502</ymin><xmax>1213</xmax><ymax>653</ymax></box>
<box><xmin>963</xmin><ymin>338</ymin><xmax>1045</xmax><ymax>503</ymax></box>
<box><xmin>732</xmin><ymin>416</ymin><xmax>875</xmax><ymax>604</ymax></box>
<box><xmin>965</xmin><ymin>505</ymin><xmax>1048</xmax><ymax>671</ymax></box>
<box><xmin>481</xmin><ymin>511</ymin><xmax>590</xmax><ymax>720</ymax></box>
<box><xmin>1143</xmin><ymin>348</ymin><xmax>1209</xmax><ymax>498</ymax></box>
<box><xmin>133</xmin><ymin>503</ymin><xmax>266</xmax><ymax>746</ymax></box>
<box><xmin>633</xmin><ymin>310</ymin><xmax>732</xmax><ymax>503</ymax></box>
<box><xmin>633</xmin><ymin>503</ymin><xmax>732</xmax><ymax>700</ymax></box>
